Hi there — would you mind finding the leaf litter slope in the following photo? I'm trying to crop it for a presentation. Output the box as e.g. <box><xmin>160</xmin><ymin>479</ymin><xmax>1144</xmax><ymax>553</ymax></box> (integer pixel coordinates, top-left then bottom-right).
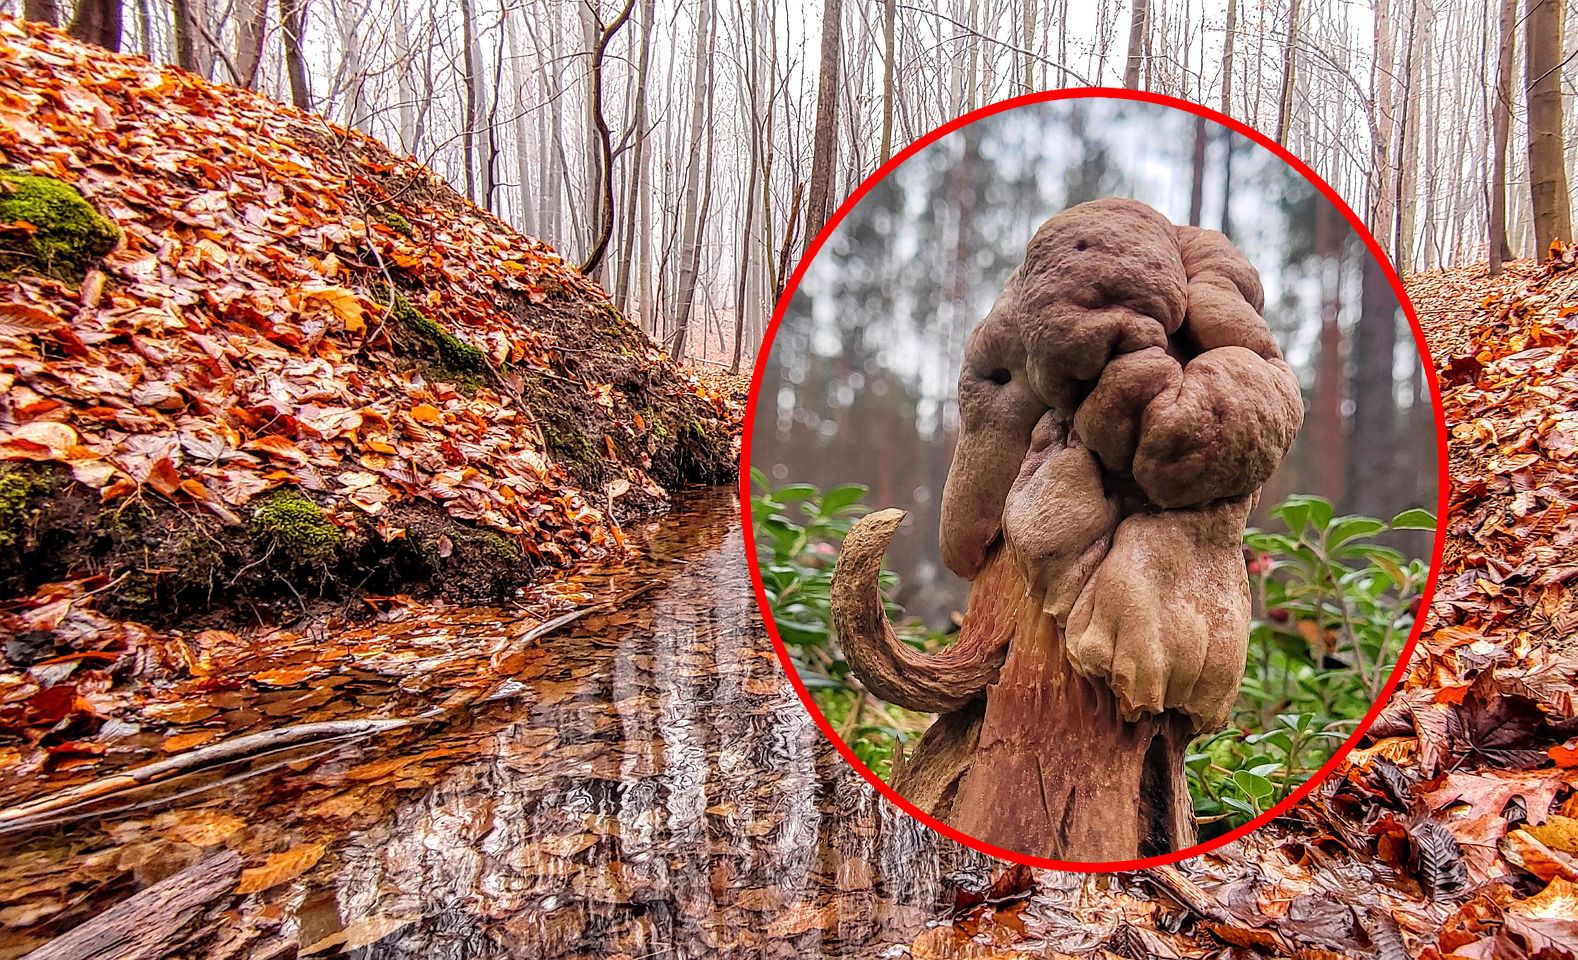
<box><xmin>0</xmin><ymin>16</ymin><xmax>734</xmax><ymax>603</ymax></box>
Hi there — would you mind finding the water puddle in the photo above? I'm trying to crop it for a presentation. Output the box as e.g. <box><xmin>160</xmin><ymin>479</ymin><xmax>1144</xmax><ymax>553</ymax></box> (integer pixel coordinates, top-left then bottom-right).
<box><xmin>1</xmin><ymin>490</ymin><xmax>1005</xmax><ymax>958</ymax></box>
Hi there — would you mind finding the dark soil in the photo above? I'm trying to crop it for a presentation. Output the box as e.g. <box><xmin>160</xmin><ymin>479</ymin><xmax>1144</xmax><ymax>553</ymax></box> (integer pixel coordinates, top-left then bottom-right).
<box><xmin>0</xmin><ymin>463</ymin><xmax>574</xmax><ymax>636</ymax></box>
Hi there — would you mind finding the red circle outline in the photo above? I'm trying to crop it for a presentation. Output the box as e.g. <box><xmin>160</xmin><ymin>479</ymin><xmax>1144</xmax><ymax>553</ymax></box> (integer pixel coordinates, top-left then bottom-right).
<box><xmin>737</xmin><ymin>87</ymin><xmax>1449</xmax><ymax>872</ymax></box>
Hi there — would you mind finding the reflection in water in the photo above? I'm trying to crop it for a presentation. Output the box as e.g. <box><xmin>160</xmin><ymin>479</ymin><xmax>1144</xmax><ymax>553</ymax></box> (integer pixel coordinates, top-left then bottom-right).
<box><xmin>0</xmin><ymin>490</ymin><xmax>997</xmax><ymax>959</ymax></box>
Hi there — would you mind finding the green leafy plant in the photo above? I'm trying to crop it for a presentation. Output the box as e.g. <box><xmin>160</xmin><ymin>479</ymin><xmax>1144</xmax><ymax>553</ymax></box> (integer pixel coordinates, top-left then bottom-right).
<box><xmin>750</xmin><ymin>468</ymin><xmax>929</xmax><ymax>775</ymax></box>
<box><xmin>750</xmin><ymin>477</ymin><xmax>1433</xmax><ymax>830</ymax></box>
<box><xmin>1190</xmin><ymin>496</ymin><xmax>1433</xmax><ymax>836</ymax></box>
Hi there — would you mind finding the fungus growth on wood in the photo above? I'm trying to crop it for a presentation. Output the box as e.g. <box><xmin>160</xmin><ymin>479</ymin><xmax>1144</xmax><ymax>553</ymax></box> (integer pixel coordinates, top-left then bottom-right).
<box><xmin>831</xmin><ymin>198</ymin><xmax>1304</xmax><ymax>860</ymax></box>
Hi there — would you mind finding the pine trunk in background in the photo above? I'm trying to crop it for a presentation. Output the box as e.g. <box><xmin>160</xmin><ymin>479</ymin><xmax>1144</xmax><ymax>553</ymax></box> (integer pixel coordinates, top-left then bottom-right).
<box><xmin>278</xmin><ymin>0</ymin><xmax>310</xmax><ymax>109</ymax></box>
<box><xmin>1123</xmin><ymin>0</ymin><xmax>1148</xmax><ymax>88</ymax></box>
<box><xmin>1526</xmin><ymin>0</ymin><xmax>1572</xmax><ymax>257</ymax></box>
<box><xmin>1310</xmin><ymin>204</ymin><xmax>1347</xmax><ymax>504</ymax></box>
<box><xmin>803</xmin><ymin>0</ymin><xmax>843</xmax><ymax>253</ymax></box>
<box><xmin>67</xmin><ymin>0</ymin><xmax>121</xmax><ymax>50</ymax></box>
<box><xmin>1188</xmin><ymin>115</ymin><xmax>1206</xmax><ymax>227</ymax></box>
<box><xmin>1489</xmin><ymin>0</ymin><xmax>1517</xmax><ymax>275</ymax></box>
<box><xmin>1219</xmin><ymin>130</ymin><xmax>1234</xmax><ymax>241</ymax></box>
<box><xmin>1349</xmin><ymin>255</ymin><xmax>1398</xmax><ymax>517</ymax></box>
<box><xmin>1275</xmin><ymin>0</ymin><xmax>1301</xmax><ymax>145</ymax></box>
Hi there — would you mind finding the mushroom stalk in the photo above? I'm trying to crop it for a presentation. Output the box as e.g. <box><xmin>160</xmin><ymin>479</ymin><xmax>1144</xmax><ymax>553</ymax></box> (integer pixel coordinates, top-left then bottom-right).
<box><xmin>830</xmin><ymin>509</ymin><xmax>1014</xmax><ymax>714</ymax></box>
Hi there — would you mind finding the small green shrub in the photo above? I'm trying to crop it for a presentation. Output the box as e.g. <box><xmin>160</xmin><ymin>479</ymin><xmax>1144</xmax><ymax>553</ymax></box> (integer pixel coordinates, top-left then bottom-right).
<box><xmin>252</xmin><ymin>488</ymin><xmax>343</xmax><ymax>566</ymax></box>
<box><xmin>1190</xmin><ymin>496</ymin><xmax>1433</xmax><ymax>835</ymax></box>
<box><xmin>0</xmin><ymin>170</ymin><xmax>119</xmax><ymax>282</ymax></box>
<box><xmin>751</xmin><ymin>477</ymin><xmax>1434</xmax><ymax>831</ymax></box>
<box><xmin>750</xmin><ymin>469</ymin><xmax>936</xmax><ymax>773</ymax></box>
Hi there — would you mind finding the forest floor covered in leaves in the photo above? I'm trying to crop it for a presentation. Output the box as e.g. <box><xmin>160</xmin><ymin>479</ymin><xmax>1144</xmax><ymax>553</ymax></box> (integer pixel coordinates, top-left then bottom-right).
<box><xmin>0</xmin><ymin>18</ymin><xmax>738</xmax><ymax>800</ymax></box>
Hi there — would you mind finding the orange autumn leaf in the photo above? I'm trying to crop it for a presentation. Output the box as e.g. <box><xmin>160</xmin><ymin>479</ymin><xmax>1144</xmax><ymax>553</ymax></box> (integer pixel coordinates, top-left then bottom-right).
<box><xmin>243</xmin><ymin>434</ymin><xmax>308</xmax><ymax>464</ymax></box>
<box><xmin>236</xmin><ymin>842</ymin><xmax>326</xmax><ymax>894</ymax></box>
<box><xmin>162</xmin><ymin>730</ymin><xmax>219</xmax><ymax>752</ymax></box>
<box><xmin>409</xmin><ymin>404</ymin><xmax>443</xmax><ymax>424</ymax></box>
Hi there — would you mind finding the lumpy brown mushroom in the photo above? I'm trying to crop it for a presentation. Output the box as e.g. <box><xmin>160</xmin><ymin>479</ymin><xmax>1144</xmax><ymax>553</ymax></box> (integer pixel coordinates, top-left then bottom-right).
<box><xmin>830</xmin><ymin>197</ymin><xmax>1304</xmax><ymax>858</ymax></box>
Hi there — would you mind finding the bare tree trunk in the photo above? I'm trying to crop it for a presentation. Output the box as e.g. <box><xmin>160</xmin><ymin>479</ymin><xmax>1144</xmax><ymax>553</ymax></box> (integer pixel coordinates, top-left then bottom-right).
<box><xmin>733</xmin><ymin>0</ymin><xmax>764</xmax><ymax>374</ymax></box>
<box><xmin>1219</xmin><ymin>0</ymin><xmax>1236</xmax><ymax>114</ymax></box>
<box><xmin>22</xmin><ymin>0</ymin><xmax>59</xmax><ymax>26</ymax></box>
<box><xmin>68</xmin><ymin>0</ymin><xmax>122</xmax><ymax>49</ymax></box>
<box><xmin>1526</xmin><ymin>0</ymin><xmax>1572</xmax><ymax>256</ymax></box>
<box><xmin>335</xmin><ymin>1</ymin><xmax>367</xmax><ymax>130</ymax></box>
<box><xmin>1394</xmin><ymin>0</ymin><xmax>1427</xmax><ymax>273</ymax></box>
<box><xmin>1123</xmin><ymin>0</ymin><xmax>1148</xmax><ymax>88</ymax></box>
<box><xmin>1274</xmin><ymin>0</ymin><xmax>1301</xmax><ymax>144</ymax></box>
<box><xmin>1489</xmin><ymin>0</ymin><xmax>1517</xmax><ymax>274</ymax></box>
<box><xmin>1022</xmin><ymin>0</ymin><xmax>1036</xmax><ymax>91</ymax></box>
<box><xmin>278</xmin><ymin>0</ymin><xmax>311</xmax><ymax>109</ymax></box>
<box><xmin>671</xmin><ymin>0</ymin><xmax>715</xmax><ymax>357</ymax></box>
<box><xmin>173</xmin><ymin>0</ymin><xmax>199</xmax><ymax>70</ymax></box>
<box><xmin>234</xmin><ymin>0</ymin><xmax>268</xmax><ymax>87</ymax></box>
<box><xmin>459</xmin><ymin>0</ymin><xmax>481</xmax><ymax>203</ymax></box>
<box><xmin>614</xmin><ymin>0</ymin><xmax>657</xmax><ymax>310</ymax></box>
<box><xmin>879</xmin><ymin>0</ymin><xmax>897</xmax><ymax>163</ymax></box>
<box><xmin>459</xmin><ymin>0</ymin><xmax>493</xmax><ymax>209</ymax></box>
<box><xmin>579</xmin><ymin>0</ymin><xmax>638</xmax><ymax>276</ymax></box>
<box><xmin>1369</xmin><ymin>0</ymin><xmax>1396</xmax><ymax>258</ymax></box>
<box><xmin>392</xmin><ymin>0</ymin><xmax>419</xmax><ymax>153</ymax></box>
<box><xmin>1188</xmin><ymin>114</ymin><xmax>1206</xmax><ymax>227</ymax></box>
<box><xmin>1219</xmin><ymin>128</ymin><xmax>1235</xmax><ymax>241</ymax></box>
<box><xmin>803</xmin><ymin>0</ymin><xmax>844</xmax><ymax>253</ymax></box>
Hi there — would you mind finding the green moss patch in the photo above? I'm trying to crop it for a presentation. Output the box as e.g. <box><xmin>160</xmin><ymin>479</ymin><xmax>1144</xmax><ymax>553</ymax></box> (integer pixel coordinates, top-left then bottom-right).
<box><xmin>380</xmin><ymin>211</ymin><xmax>414</xmax><ymax>237</ymax></box>
<box><xmin>384</xmin><ymin>291</ymin><xmax>491</xmax><ymax>389</ymax></box>
<box><xmin>252</xmin><ymin>488</ymin><xmax>343</xmax><ymax>566</ymax></box>
<box><xmin>0</xmin><ymin>170</ymin><xmax>119</xmax><ymax>282</ymax></box>
<box><xmin>0</xmin><ymin>466</ymin><xmax>53</xmax><ymax>552</ymax></box>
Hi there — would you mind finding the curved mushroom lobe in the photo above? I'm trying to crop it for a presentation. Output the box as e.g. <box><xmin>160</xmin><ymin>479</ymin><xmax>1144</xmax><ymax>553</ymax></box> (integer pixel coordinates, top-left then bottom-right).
<box><xmin>937</xmin><ymin>197</ymin><xmax>1303</xmax><ymax>732</ymax></box>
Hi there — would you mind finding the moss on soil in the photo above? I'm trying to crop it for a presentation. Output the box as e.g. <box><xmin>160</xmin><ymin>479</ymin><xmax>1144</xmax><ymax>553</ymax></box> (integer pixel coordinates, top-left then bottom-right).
<box><xmin>0</xmin><ymin>170</ymin><xmax>118</xmax><ymax>282</ymax></box>
<box><xmin>384</xmin><ymin>291</ymin><xmax>491</xmax><ymax>390</ymax></box>
<box><xmin>252</xmin><ymin>488</ymin><xmax>343</xmax><ymax>566</ymax></box>
<box><xmin>380</xmin><ymin>211</ymin><xmax>414</xmax><ymax>237</ymax></box>
<box><xmin>0</xmin><ymin>465</ymin><xmax>55</xmax><ymax>552</ymax></box>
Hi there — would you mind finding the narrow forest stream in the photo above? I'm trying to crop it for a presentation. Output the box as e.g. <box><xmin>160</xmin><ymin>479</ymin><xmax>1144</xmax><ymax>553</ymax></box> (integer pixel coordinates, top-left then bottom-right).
<box><xmin>0</xmin><ymin>490</ymin><xmax>1145</xmax><ymax>959</ymax></box>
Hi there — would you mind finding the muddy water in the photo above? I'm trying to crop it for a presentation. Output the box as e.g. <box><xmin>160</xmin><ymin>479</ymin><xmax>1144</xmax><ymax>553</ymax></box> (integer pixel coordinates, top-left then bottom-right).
<box><xmin>0</xmin><ymin>490</ymin><xmax>1005</xmax><ymax>958</ymax></box>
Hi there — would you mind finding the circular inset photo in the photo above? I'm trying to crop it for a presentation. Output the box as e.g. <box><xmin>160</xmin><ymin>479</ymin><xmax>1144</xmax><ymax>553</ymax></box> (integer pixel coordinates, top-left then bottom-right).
<box><xmin>743</xmin><ymin>92</ymin><xmax>1445</xmax><ymax>869</ymax></box>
